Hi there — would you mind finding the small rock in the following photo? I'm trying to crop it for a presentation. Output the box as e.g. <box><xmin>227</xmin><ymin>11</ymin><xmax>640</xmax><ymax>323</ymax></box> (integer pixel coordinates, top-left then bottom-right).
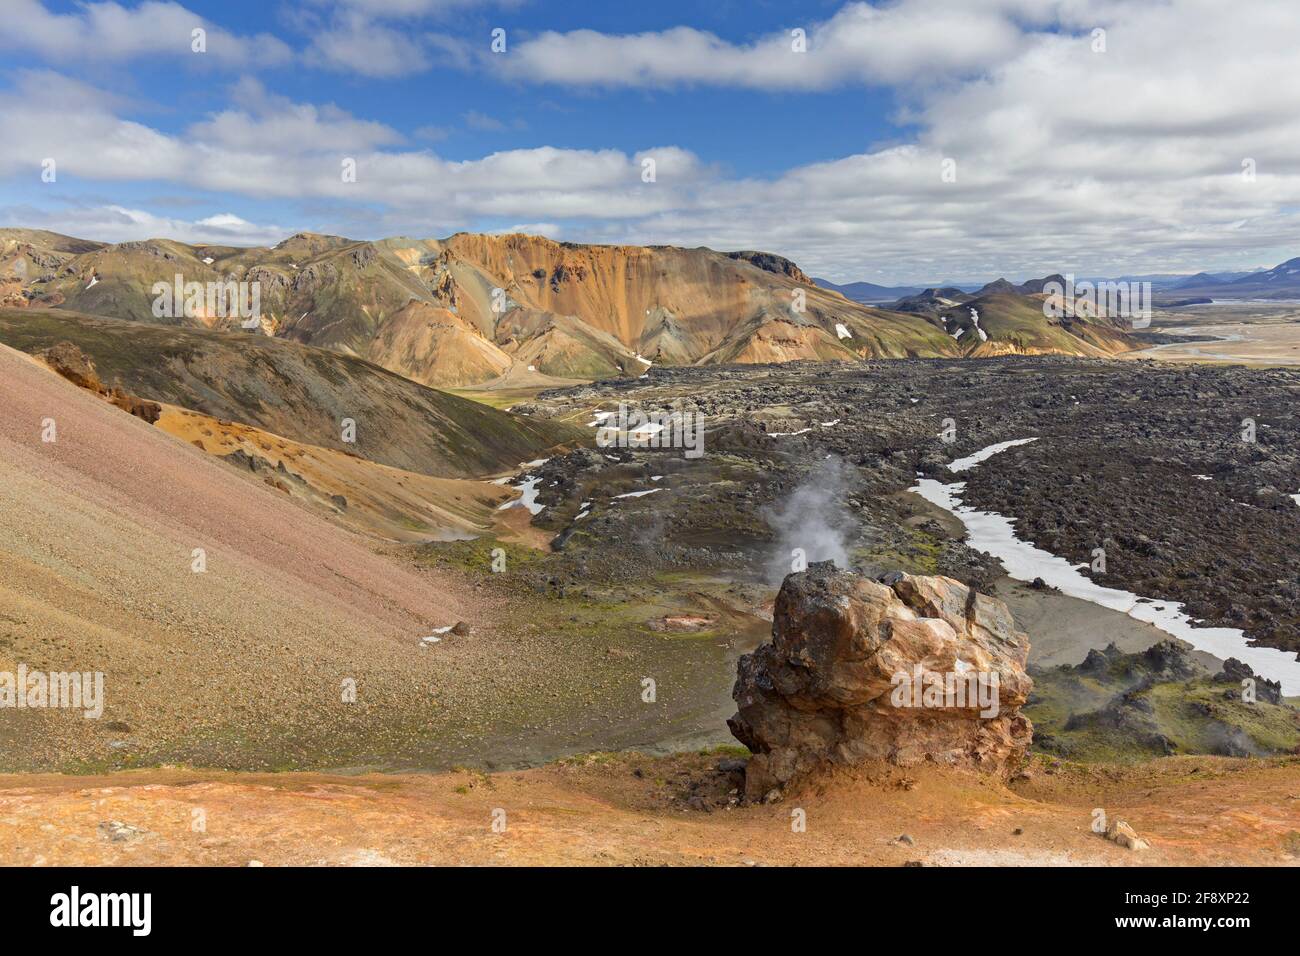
<box><xmin>98</xmin><ymin>820</ymin><xmax>146</xmax><ymax>843</ymax></box>
<box><xmin>762</xmin><ymin>788</ymin><xmax>783</xmax><ymax>804</ymax></box>
<box><xmin>1104</xmin><ymin>819</ymin><xmax>1150</xmax><ymax>851</ymax></box>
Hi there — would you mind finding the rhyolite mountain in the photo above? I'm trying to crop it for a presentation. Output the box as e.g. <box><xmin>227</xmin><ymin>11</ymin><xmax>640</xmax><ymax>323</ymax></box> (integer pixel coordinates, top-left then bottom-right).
<box><xmin>888</xmin><ymin>274</ymin><xmax>1137</xmax><ymax>356</ymax></box>
<box><xmin>2</xmin><ymin>228</ymin><xmax>1140</xmax><ymax>385</ymax></box>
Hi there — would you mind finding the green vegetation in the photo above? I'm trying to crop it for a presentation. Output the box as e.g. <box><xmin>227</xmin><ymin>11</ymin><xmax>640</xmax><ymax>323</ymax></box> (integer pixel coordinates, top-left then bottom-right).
<box><xmin>1028</xmin><ymin>645</ymin><xmax>1300</xmax><ymax>763</ymax></box>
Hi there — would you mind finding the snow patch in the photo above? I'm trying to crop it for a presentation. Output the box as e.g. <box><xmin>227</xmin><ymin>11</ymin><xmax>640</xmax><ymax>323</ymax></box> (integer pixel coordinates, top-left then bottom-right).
<box><xmin>496</xmin><ymin>475</ymin><xmax>545</xmax><ymax>516</ymax></box>
<box><xmin>911</xmin><ymin>440</ymin><xmax>1300</xmax><ymax>694</ymax></box>
<box><xmin>420</xmin><ymin>625</ymin><xmax>454</xmax><ymax>647</ymax></box>
<box><xmin>948</xmin><ymin>438</ymin><xmax>1038</xmax><ymax>473</ymax></box>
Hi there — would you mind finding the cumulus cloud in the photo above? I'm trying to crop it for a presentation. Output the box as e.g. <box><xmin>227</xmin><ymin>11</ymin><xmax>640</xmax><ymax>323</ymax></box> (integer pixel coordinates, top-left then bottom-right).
<box><xmin>193</xmin><ymin>78</ymin><xmax>406</xmax><ymax>154</ymax></box>
<box><xmin>303</xmin><ymin>12</ymin><xmax>441</xmax><ymax>77</ymax></box>
<box><xmin>0</xmin><ymin>0</ymin><xmax>292</xmax><ymax>67</ymax></box>
<box><xmin>0</xmin><ymin>71</ymin><xmax>704</xmax><ymax>220</ymax></box>
<box><xmin>310</xmin><ymin>0</ymin><xmax>520</xmax><ymax>17</ymax></box>
<box><xmin>0</xmin><ymin>202</ymin><xmax>287</xmax><ymax>246</ymax></box>
<box><xmin>495</xmin><ymin>0</ymin><xmax>1027</xmax><ymax>90</ymax></box>
<box><xmin>498</xmin><ymin>222</ymin><xmax>561</xmax><ymax>238</ymax></box>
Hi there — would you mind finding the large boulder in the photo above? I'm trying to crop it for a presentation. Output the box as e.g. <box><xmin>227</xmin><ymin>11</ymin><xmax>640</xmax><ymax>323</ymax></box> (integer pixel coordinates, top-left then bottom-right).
<box><xmin>729</xmin><ymin>563</ymin><xmax>1033</xmax><ymax>800</ymax></box>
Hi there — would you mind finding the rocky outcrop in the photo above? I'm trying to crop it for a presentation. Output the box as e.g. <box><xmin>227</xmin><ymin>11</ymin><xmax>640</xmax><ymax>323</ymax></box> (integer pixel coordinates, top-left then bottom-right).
<box><xmin>725</xmin><ymin>250</ymin><xmax>811</xmax><ymax>284</ymax></box>
<box><xmin>38</xmin><ymin>341</ymin><xmax>161</xmax><ymax>424</ymax></box>
<box><xmin>1215</xmin><ymin>657</ymin><xmax>1283</xmax><ymax>705</ymax></box>
<box><xmin>728</xmin><ymin>564</ymin><xmax>1032</xmax><ymax>800</ymax></box>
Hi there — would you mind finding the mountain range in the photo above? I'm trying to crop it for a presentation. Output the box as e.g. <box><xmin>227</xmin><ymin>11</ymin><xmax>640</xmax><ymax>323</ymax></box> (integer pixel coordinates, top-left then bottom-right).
<box><xmin>0</xmin><ymin>228</ymin><xmax>1148</xmax><ymax>387</ymax></box>
<box><xmin>1160</xmin><ymin>258</ymin><xmax>1300</xmax><ymax>299</ymax></box>
<box><xmin>821</xmin><ymin>262</ymin><xmax>1300</xmax><ymax>305</ymax></box>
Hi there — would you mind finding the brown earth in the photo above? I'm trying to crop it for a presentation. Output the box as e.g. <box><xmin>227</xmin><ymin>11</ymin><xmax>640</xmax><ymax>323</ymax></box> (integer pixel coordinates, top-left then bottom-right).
<box><xmin>2</xmin><ymin>753</ymin><xmax>1298</xmax><ymax>866</ymax></box>
<box><xmin>156</xmin><ymin>404</ymin><xmax>513</xmax><ymax>542</ymax></box>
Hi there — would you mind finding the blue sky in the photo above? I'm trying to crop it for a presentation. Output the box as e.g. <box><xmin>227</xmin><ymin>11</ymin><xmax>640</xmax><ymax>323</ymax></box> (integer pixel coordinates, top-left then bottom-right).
<box><xmin>26</xmin><ymin>0</ymin><xmax>900</xmax><ymax>173</ymax></box>
<box><xmin>3</xmin><ymin>0</ymin><xmax>1300</xmax><ymax>284</ymax></box>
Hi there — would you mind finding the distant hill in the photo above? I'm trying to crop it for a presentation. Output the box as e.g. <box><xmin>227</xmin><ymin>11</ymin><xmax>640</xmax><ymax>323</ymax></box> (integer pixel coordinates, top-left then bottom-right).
<box><xmin>888</xmin><ymin>276</ymin><xmax>1138</xmax><ymax>357</ymax></box>
<box><xmin>0</xmin><ymin>306</ymin><xmax>580</xmax><ymax>479</ymax></box>
<box><xmin>890</xmin><ymin>286</ymin><xmax>972</xmax><ymax>315</ymax></box>
<box><xmin>813</xmin><ymin>277</ymin><xmax>926</xmax><ymax>303</ymax></box>
<box><xmin>1146</xmin><ymin>258</ymin><xmax>1298</xmax><ymax>300</ymax></box>
<box><xmin>1168</xmin><ymin>270</ymin><xmax>1258</xmax><ymax>289</ymax></box>
<box><xmin>936</xmin><ymin>291</ymin><xmax>1134</xmax><ymax>357</ymax></box>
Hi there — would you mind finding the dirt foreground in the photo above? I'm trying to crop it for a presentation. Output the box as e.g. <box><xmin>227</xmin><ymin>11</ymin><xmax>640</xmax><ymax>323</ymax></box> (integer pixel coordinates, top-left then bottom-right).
<box><xmin>3</xmin><ymin>754</ymin><xmax>1299</xmax><ymax>866</ymax></box>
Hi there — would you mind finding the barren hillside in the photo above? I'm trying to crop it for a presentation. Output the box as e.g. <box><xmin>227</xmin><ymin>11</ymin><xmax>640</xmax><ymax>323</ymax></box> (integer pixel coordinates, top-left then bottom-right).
<box><xmin>0</xmin><ymin>229</ymin><xmax>1136</xmax><ymax>387</ymax></box>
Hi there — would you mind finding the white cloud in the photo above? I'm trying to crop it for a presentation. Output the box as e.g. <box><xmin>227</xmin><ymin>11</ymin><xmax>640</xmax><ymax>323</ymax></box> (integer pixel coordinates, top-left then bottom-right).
<box><xmin>0</xmin><ymin>72</ymin><xmax>702</xmax><ymax>219</ymax></box>
<box><xmin>463</xmin><ymin>110</ymin><xmax>526</xmax><ymax>132</ymax></box>
<box><xmin>0</xmin><ymin>0</ymin><xmax>292</xmax><ymax>67</ymax></box>
<box><xmin>193</xmin><ymin>79</ymin><xmax>405</xmax><ymax>154</ymax></box>
<box><xmin>496</xmin><ymin>0</ymin><xmax>1026</xmax><ymax>91</ymax></box>
<box><xmin>304</xmin><ymin>12</ymin><xmax>436</xmax><ymax>77</ymax></box>
<box><xmin>0</xmin><ymin>203</ymin><xmax>287</xmax><ymax>246</ymax></box>
<box><xmin>499</xmin><ymin>222</ymin><xmax>561</xmax><ymax>238</ymax></box>
<box><xmin>311</xmin><ymin>0</ymin><xmax>519</xmax><ymax>17</ymax></box>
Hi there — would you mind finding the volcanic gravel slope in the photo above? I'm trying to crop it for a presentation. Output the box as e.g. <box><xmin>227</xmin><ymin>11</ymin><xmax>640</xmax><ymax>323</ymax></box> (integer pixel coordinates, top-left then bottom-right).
<box><xmin>0</xmin><ymin>307</ymin><xmax>582</xmax><ymax>479</ymax></box>
<box><xmin>0</xmin><ymin>344</ymin><xmax>612</xmax><ymax>772</ymax></box>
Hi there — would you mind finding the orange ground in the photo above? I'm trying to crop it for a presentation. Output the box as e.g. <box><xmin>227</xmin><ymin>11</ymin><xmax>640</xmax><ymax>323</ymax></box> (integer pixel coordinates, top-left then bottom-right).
<box><xmin>3</xmin><ymin>753</ymin><xmax>1298</xmax><ymax>866</ymax></box>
